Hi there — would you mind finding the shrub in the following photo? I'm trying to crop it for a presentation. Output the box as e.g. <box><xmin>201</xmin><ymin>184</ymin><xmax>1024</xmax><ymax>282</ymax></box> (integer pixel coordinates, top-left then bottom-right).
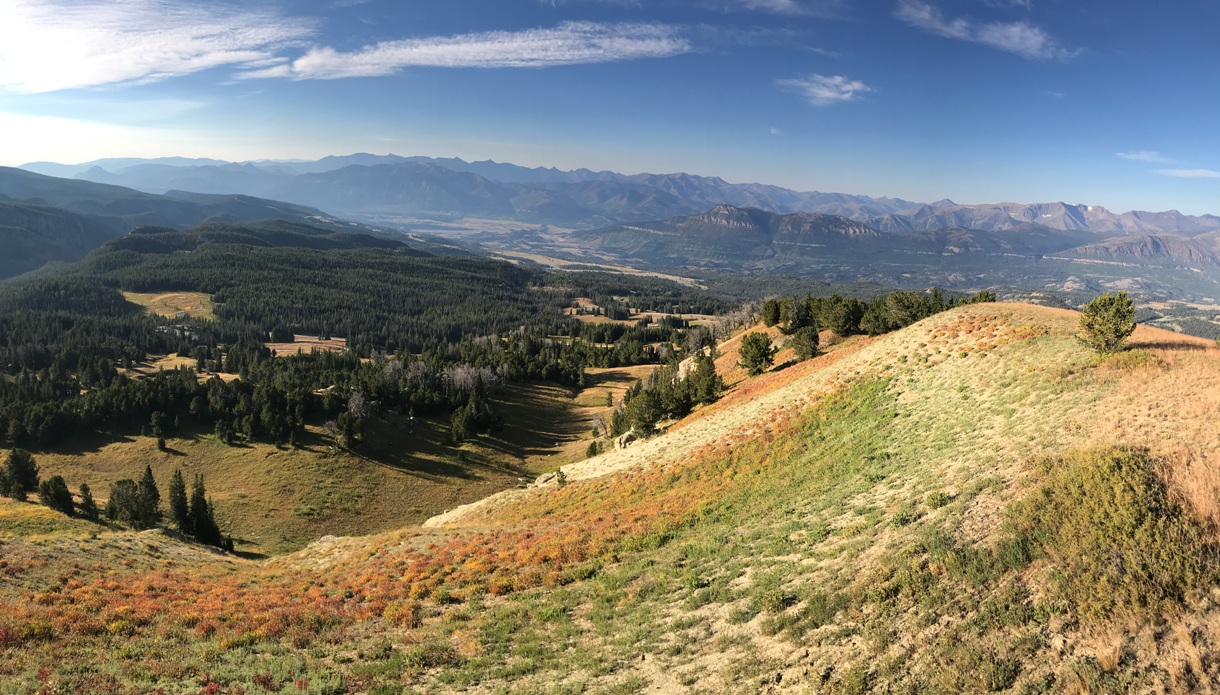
<box><xmin>1078</xmin><ymin>292</ymin><xmax>1136</xmax><ymax>354</ymax></box>
<box><xmin>926</xmin><ymin>491</ymin><xmax>952</xmax><ymax>509</ymax></box>
<box><xmin>1007</xmin><ymin>447</ymin><xmax>1218</xmax><ymax>621</ymax></box>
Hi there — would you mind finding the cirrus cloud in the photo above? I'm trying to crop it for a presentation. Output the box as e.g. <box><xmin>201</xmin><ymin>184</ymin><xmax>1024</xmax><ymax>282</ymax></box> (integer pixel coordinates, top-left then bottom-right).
<box><xmin>778</xmin><ymin>74</ymin><xmax>872</xmax><ymax>107</ymax></box>
<box><xmin>895</xmin><ymin>0</ymin><xmax>1076</xmax><ymax>61</ymax></box>
<box><xmin>240</xmin><ymin>22</ymin><xmax>692</xmax><ymax>80</ymax></box>
<box><xmin>1116</xmin><ymin>151</ymin><xmax>1174</xmax><ymax>164</ymax></box>
<box><xmin>1154</xmin><ymin>169</ymin><xmax>1220</xmax><ymax>179</ymax></box>
<box><xmin>0</xmin><ymin>0</ymin><xmax>316</xmax><ymax>94</ymax></box>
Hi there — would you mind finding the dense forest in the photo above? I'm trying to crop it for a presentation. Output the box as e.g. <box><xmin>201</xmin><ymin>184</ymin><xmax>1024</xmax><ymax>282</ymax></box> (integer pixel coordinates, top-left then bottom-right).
<box><xmin>0</xmin><ymin>219</ymin><xmax>996</xmax><ymax>456</ymax></box>
<box><xmin>0</xmin><ymin>221</ymin><xmax>734</xmax><ymax>450</ymax></box>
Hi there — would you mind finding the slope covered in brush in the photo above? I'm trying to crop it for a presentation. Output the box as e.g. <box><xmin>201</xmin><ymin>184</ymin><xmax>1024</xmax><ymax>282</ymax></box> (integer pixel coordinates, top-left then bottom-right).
<box><xmin>3</xmin><ymin>304</ymin><xmax>1220</xmax><ymax>692</ymax></box>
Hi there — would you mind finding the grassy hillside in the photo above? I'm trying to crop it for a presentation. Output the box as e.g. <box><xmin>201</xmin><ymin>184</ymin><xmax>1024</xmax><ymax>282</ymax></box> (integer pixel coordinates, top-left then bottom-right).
<box><xmin>4</xmin><ymin>303</ymin><xmax>1220</xmax><ymax>692</ymax></box>
<box><xmin>6</xmin><ymin>368</ymin><xmax>639</xmax><ymax>556</ymax></box>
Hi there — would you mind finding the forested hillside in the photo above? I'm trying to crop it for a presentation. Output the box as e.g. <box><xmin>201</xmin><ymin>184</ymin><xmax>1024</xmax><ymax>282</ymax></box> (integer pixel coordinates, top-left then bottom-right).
<box><xmin>0</xmin><ymin>220</ymin><xmax>741</xmax><ymax>452</ymax></box>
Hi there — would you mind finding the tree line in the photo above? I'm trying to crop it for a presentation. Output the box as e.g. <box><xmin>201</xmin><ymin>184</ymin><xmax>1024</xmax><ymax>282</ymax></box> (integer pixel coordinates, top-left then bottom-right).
<box><xmin>0</xmin><ymin>449</ymin><xmax>225</xmax><ymax>548</ymax></box>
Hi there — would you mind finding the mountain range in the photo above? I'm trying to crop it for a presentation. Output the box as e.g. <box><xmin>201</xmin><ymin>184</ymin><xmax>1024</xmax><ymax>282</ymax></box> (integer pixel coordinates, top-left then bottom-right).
<box><xmin>0</xmin><ymin>166</ymin><xmax>406</xmax><ymax>279</ymax></box>
<box><xmin>10</xmin><ymin>155</ymin><xmax>1220</xmax><ymax>301</ymax></box>
<box><xmin>20</xmin><ymin>155</ymin><xmax>1220</xmax><ymax>239</ymax></box>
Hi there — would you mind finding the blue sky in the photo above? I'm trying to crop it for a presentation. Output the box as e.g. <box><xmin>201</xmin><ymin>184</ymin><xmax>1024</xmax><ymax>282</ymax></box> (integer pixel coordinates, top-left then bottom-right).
<box><xmin>1</xmin><ymin>0</ymin><xmax>1217</xmax><ymax>214</ymax></box>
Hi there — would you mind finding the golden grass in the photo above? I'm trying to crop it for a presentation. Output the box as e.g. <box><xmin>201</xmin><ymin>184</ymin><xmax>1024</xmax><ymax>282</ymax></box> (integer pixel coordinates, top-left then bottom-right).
<box><xmin>123</xmin><ymin>291</ymin><xmax>216</xmax><ymax>320</ymax></box>
<box><xmin>11</xmin><ymin>366</ymin><xmax>647</xmax><ymax>555</ymax></box>
<box><xmin>118</xmin><ymin>353</ymin><xmax>208</xmax><ymax>381</ymax></box>
<box><xmin>266</xmin><ymin>335</ymin><xmax>348</xmax><ymax>356</ymax></box>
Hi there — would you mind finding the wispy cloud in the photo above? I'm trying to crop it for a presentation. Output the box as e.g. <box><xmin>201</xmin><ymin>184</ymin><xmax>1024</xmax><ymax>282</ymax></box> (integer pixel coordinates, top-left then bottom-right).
<box><xmin>1155</xmin><ymin>169</ymin><xmax>1220</xmax><ymax>179</ymax></box>
<box><xmin>240</xmin><ymin>22</ymin><xmax>691</xmax><ymax>80</ymax></box>
<box><xmin>894</xmin><ymin>0</ymin><xmax>1076</xmax><ymax>60</ymax></box>
<box><xmin>736</xmin><ymin>0</ymin><xmax>844</xmax><ymax>16</ymax></box>
<box><xmin>545</xmin><ymin>0</ymin><xmax>846</xmax><ymax>17</ymax></box>
<box><xmin>1116</xmin><ymin>151</ymin><xmax>1174</xmax><ymax>164</ymax></box>
<box><xmin>769</xmin><ymin>127</ymin><xmax>782</xmax><ymax>136</ymax></box>
<box><xmin>0</xmin><ymin>0</ymin><xmax>316</xmax><ymax>93</ymax></box>
<box><xmin>778</xmin><ymin>74</ymin><xmax>872</xmax><ymax>106</ymax></box>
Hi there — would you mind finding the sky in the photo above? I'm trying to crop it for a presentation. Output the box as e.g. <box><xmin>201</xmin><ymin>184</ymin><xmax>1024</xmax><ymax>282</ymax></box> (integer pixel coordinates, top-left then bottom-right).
<box><xmin>0</xmin><ymin>0</ymin><xmax>1217</xmax><ymax>215</ymax></box>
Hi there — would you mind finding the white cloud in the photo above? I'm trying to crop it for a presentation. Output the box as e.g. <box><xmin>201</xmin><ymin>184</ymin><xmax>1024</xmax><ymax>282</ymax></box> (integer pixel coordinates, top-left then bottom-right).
<box><xmin>769</xmin><ymin>127</ymin><xmax>782</xmax><ymax>135</ymax></box>
<box><xmin>778</xmin><ymin>74</ymin><xmax>872</xmax><ymax>106</ymax></box>
<box><xmin>894</xmin><ymin>0</ymin><xmax>1075</xmax><ymax>60</ymax></box>
<box><xmin>1116</xmin><ymin>151</ymin><xmax>1173</xmax><ymax>164</ymax></box>
<box><xmin>736</xmin><ymin>0</ymin><xmax>843</xmax><ymax>16</ymax></box>
<box><xmin>1155</xmin><ymin>169</ymin><xmax>1220</xmax><ymax>179</ymax></box>
<box><xmin>0</xmin><ymin>0</ymin><xmax>316</xmax><ymax>93</ymax></box>
<box><xmin>241</xmin><ymin>22</ymin><xmax>691</xmax><ymax>80</ymax></box>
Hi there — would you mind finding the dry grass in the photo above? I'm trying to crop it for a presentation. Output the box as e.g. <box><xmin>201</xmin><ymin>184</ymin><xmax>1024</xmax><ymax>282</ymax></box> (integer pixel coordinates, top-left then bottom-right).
<box><xmin>9</xmin><ymin>370</ymin><xmax>640</xmax><ymax>554</ymax></box>
<box><xmin>266</xmin><ymin>334</ymin><xmax>348</xmax><ymax>356</ymax></box>
<box><xmin>123</xmin><ymin>291</ymin><xmax>215</xmax><ymax>320</ymax></box>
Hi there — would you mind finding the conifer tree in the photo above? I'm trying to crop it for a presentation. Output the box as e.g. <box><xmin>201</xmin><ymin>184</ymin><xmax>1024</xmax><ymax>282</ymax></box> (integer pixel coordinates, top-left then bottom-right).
<box><xmin>136</xmin><ymin>465</ymin><xmax>162</xmax><ymax>529</ymax></box>
<box><xmin>189</xmin><ymin>474</ymin><xmax>222</xmax><ymax>547</ymax></box>
<box><xmin>78</xmin><ymin>482</ymin><xmax>100</xmax><ymax>522</ymax></box>
<box><xmin>738</xmin><ymin>332</ymin><xmax>777</xmax><ymax>376</ymax></box>
<box><xmin>106</xmin><ymin>479</ymin><xmax>140</xmax><ymax>526</ymax></box>
<box><xmin>688</xmin><ymin>352</ymin><xmax>724</xmax><ymax>405</ymax></box>
<box><xmin>790</xmin><ymin>325</ymin><xmax>821</xmax><ymax>361</ymax></box>
<box><xmin>1079</xmin><ymin>292</ymin><xmax>1136</xmax><ymax>354</ymax></box>
<box><xmin>4</xmin><ymin>448</ymin><xmax>39</xmax><ymax>499</ymax></box>
<box><xmin>38</xmin><ymin>475</ymin><xmax>74</xmax><ymax>516</ymax></box>
<box><xmin>168</xmin><ymin>469</ymin><xmax>191</xmax><ymax>535</ymax></box>
<box><xmin>760</xmin><ymin>298</ymin><xmax>781</xmax><ymax>327</ymax></box>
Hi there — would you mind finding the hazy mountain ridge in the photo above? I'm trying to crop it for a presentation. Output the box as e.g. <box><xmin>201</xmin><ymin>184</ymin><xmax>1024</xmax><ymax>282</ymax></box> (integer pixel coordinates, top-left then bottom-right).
<box><xmin>1063</xmin><ymin>231</ymin><xmax>1220</xmax><ymax>266</ymax></box>
<box><xmin>868</xmin><ymin>200</ymin><xmax>1220</xmax><ymax>237</ymax></box>
<box><xmin>19</xmin><ymin>155</ymin><xmax>920</xmax><ymax>225</ymax></box>
<box><xmin>576</xmin><ymin>204</ymin><xmax>1103</xmax><ymax>269</ymax></box>
<box><xmin>19</xmin><ymin>154</ymin><xmax>1219</xmax><ymax>237</ymax></box>
<box><xmin>0</xmin><ymin>167</ymin><xmax>403</xmax><ymax>279</ymax></box>
<box><xmin>0</xmin><ymin>202</ymin><xmax>123</xmax><ymax>279</ymax></box>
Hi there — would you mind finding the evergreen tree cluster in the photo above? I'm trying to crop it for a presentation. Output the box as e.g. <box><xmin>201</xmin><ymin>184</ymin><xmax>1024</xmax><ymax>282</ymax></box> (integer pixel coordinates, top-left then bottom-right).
<box><xmin>760</xmin><ymin>288</ymin><xmax>996</xmax><ymax>339</ymax></box>
<box><xmin>1</xmin><ymin>448</ymin><xmax>101</xmax><ymax>520</ymax></box>
<box><xmin>106</xmin><ymin>465</ymin><xmax>226</xmax><ymax>547</ymax></box>
<box><xmin>609</xmin><ymin>351</ymin><xmax>724</xmax><ymax>438</ymax></box>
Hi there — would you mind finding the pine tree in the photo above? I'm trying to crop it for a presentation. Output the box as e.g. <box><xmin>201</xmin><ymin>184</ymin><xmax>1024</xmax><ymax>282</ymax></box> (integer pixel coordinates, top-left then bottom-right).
<box><xmin>790</xmin><ymin>325</ymin><xmax>821</xmax><ymax>361</ymax></box>
<box><xmin>688</xmin><ymin>352</ymin><xmax>724</xmax><ymax>406</ymax></box>
<box><xmin>760</xmin><ymin>298</ymin><xmax>781</xmax><ymax>327</ymax></box>
<box><xmin>78</xmin><ymin>482</ymin><xmax>100</xmax><ymax>522</ymax></box>
<box><xmin>168</xmin><ymin>469</ymin><xmax>191</xmax><ymax>535</ymax></box>
<box><xmin>38</xmin><ymin>475</ymin><xmax>75</xmax><ymax>516</ymax></box>
<box><xmin>189</xmin><ymin>474</ymin><xmax>222</xmax><ymax>547</ymax></box>
<box><xmin>1079</xmin><ymin>292</ymin><xmax>1136</xmax><ymax>354</ymax></box>
<box><xmin>136</xmin><ymin>465</ymin><xmax>162</xmax><ymax>529</ymax></box>
<box><xmin>4</xmin><ymin>448</ymin><xmax>39</xmax><ymax>498</ymax></box>
<box><xmin>738</xmin><ymin>332</ymin><xmax>777</xmax><ymax>376</ymax></box>
<box><xmin>106</xmin><ymin>479</ymin><xmax>140</xmax><ymax>526</ymax></box>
